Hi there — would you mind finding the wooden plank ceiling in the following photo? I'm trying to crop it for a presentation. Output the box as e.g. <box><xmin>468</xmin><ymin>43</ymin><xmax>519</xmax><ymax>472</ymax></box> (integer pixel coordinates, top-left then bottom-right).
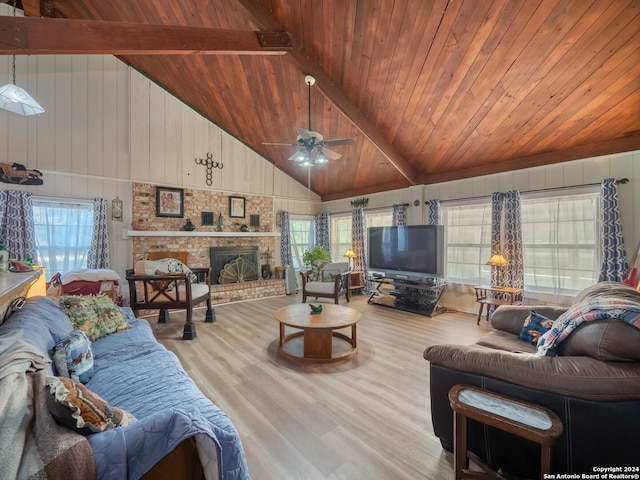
<box><xmin>7</xmin><ymin>0</ymin><xmax>640</xmax><ymax>200</ymax></box>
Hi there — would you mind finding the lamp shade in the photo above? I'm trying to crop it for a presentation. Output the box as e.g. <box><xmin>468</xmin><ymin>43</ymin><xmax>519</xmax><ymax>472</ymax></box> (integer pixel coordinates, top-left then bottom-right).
<box><xmin>343</xmin><ymin>249</ymin><xmax>356</xmax><ymax>258</ymax></box>
<box><xmin>486</xmin><ymin>253</ymin><xmax>508</xmax><ymax>267</ymax></box>
<box><xmin>0</xmin><ymin>83</ymin><xmax>45</xmax><ymax>116</ymax></box>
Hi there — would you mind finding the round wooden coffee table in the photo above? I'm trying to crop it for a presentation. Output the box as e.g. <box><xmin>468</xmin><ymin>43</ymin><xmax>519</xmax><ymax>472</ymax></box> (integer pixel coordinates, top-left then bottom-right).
<box><xmin>275</xmin><ymin>304</ymin><xmax>361</xmax><ymax>363</ymax></box>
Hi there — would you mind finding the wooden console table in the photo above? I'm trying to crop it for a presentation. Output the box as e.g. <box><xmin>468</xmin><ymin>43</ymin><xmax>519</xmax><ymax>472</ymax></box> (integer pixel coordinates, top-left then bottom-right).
<box><xmin>474</xmin><ymin>285</ymin><xmax>523</xmax><ymax>325</ymax></box>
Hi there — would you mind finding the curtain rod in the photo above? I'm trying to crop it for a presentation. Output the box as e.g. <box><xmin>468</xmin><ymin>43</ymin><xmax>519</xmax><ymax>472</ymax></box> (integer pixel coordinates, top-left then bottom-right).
<box><xmin>426</xmin><ymin>178</ymin><xmax>629</xmax><ymax>204</ymax></box>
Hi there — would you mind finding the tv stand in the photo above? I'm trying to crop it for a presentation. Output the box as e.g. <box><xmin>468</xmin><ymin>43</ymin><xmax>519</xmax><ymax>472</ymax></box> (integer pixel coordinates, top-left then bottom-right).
<box><xmin>367</xmin><ymin>276</ymin><xmax>447</xmax><ymax>317</ymax></box>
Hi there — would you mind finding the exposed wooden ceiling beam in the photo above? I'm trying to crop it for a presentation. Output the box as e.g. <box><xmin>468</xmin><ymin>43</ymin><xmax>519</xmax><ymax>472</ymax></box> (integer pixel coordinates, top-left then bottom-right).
<box><xmin>235</xmin><ymin>0</ymin><xmax>420</xmax><ymax>186</ymax></box>
<box><xmin>0</xmin><ymin>17</ymin><xmax>292</xmax><ymax>55</ymax></box>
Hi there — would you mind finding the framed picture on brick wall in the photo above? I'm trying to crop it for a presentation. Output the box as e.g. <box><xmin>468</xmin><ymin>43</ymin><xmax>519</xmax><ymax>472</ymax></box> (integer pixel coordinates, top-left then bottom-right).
<box><xmin>229</xmin><ymin>196</ymin><xmax>245</xmax><ymax>218</ymax></box>
<box><xmin>156</xmin><ymin>187</ymin><xmax>184</xmax><ymax>218</ymax></box>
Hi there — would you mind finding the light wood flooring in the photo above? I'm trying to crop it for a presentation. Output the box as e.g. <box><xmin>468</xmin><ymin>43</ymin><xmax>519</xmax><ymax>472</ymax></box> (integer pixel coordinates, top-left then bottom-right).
<box><xmin>146</xmin><ymin>292</ymin><xmax>493</xmax><ymax>480</ymax></box>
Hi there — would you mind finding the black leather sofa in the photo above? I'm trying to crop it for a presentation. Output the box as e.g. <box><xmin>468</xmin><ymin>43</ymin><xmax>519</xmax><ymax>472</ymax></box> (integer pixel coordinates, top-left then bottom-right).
<box><xmin>423</xmin><ymin>282</ymin><xmax>640</xmax><ymax>478</ymax></box>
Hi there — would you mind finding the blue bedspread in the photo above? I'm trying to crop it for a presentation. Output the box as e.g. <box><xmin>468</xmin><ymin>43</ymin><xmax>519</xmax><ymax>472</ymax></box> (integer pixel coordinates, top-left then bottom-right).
<box><xmin>86</xmin><ymin>313</ymin><xmax>250</xmax><ymax>480</ymax></box>
<box><xmin>0</xmin><ymin>297</ymin><xmax>249</xmax><ymax>480</ymax></box>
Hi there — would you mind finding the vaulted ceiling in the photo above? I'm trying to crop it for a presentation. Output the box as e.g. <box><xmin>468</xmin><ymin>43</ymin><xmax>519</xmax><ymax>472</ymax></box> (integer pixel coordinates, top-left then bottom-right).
<box><xmin>5</xmin><ymin>0</ymin><xmax>640</xmax><ymax>200</ymax></box>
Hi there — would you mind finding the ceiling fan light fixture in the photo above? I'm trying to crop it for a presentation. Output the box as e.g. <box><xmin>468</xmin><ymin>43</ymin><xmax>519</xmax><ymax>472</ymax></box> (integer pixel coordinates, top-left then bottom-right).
<box><xmin>314</xmin><ymin>151</ymin><xmax>329</xmax><ymax>164</ymax></box>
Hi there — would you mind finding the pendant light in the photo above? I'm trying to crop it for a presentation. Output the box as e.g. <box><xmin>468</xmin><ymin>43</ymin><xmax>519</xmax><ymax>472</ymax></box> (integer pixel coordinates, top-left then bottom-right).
<box><xmin>0</xmin><ymin>1</ymin><xmax>45</xmax><ymax>116</ymax></box>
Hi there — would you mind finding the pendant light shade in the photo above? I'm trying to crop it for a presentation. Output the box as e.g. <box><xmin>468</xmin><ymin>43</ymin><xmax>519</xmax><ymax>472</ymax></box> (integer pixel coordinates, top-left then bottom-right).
<box><xmin>0</xmin><ymin>82</ymin><xmax>45</xmax><ymax>116</ymax></box>
<box><xmin>0</xmin><ymin>2</ymin><xmax>45</xmax><ymax>117</ymax></box>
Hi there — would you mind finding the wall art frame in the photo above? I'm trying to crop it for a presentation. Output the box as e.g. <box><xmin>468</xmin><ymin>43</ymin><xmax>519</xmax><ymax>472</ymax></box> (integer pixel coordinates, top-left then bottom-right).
<box><xmin>229</xmin><ymin>196</ymin><xmax>246</xmax><ymax>218</ymax></box>
<box><xmin>156</xmin><ymin>186</ymin><xmax>184</xmax><ymax>218</ymax></box>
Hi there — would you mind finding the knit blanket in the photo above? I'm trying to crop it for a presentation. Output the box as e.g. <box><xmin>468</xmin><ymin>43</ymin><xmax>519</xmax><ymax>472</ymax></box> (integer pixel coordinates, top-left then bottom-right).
<box><xmin>0</xmin><ymin>330</ymin><xmax>95</xmax><ymax>479</ymax></box>
<box><xmin>536</xmin><ymin>297</ymin><xmax>640</xmax><ymax>356</ymax></box>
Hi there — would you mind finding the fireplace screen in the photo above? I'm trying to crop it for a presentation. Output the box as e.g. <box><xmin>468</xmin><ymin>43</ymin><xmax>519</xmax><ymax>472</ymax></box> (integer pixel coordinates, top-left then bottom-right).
<box><xmin>209</xmin><ymin>246</ymin><xmax>260</xmax><ymax>285</ymax></box>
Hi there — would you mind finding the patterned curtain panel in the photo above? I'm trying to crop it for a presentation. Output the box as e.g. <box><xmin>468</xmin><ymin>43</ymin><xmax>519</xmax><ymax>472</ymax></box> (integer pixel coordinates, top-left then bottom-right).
<box><xmin>502</xmin><ymin>190</ymin><xmax>524</xmax><ymax>289</ymax></box>
<box><xmin>598</xmin><ymin>178</ymin><xmax>629</xmax><ymax>282</ymax></box>
<box><xmin>426</xmin><ymin>199</ymin><xmax>441</xmax><ymax>225</ymax></box>
<box><xmin>87</xmin><ymin>198</ymin><xmax>110</xmax><ymax>269</ymax></box>
<box><xmin>314</xmin><ymin>213</ymin><xmax>331</xmax><ymax>253</ymax></box>
<box><xmin>352</xmin><ymin>207</ymin><xmax>369</xmax><ymax>292</ymax></box>
<box><xmin>490</xmin><ymin>192</ymin><xmax>503</xmax><ymax>288</ymax></box>
<box><xmin>392</xmin><ymin>204</ymin><xmax>408</xmax><ymax>226</ymax></box>
<box><xmin>490</xmin><ymin>191</ymin><xmax>524</xmax><ymax>290</ymax></box>
<box><xmin>0</xmin><ymin>189</ymin><xmax>37</xmax><ymax>261</ymax></box>
<box><xmin>279</xmin><ymin>211</ymin><xmax>293</xmax><ymax>267</ymax></box>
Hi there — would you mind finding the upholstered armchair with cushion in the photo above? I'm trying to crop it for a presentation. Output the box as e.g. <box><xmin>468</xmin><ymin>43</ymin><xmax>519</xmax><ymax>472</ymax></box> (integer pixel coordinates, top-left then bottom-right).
<box><xmin>300</xmin><ymin>262</ymin><xmax>351</xmax><ymax>304</ymax></box>
<box><xmin>126</xmin><ymin>257</ymin><xmax>214</xmax><ymax>340</ymax></box>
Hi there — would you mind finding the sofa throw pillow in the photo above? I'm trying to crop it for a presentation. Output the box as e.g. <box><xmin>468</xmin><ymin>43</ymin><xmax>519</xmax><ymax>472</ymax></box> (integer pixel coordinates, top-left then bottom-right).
<box><xmin>53</xmin><ymin>330</ymin><xmax>94</xmax><ymax>384</ymax></box>
<box><xmin>46</xmin><ymin>376</ymin><xmax>136</xmax><ymax>435</ymax></box>
<box><xmin>152</xmin><ymin>270</ymin><xmax>175</xmax><ymax>292</ymax></box>
<box><xmin>518</xmin><ymin>310</ymin><xmax>554</xmax><ymax>345</ymax></box>
<box><xmin>58</xmin><ymin>295</ymin><xmax>129</xmax><ymax>342</ymax></box>
<box><xmin>321</xmin><ymin>268</ymin><xmax>341</xmax><ymax>282</ymax></box>
<box><xmin>156</xmin><ymin>258</ymin><xmax>198</xmax><ymax>284</ymax></box>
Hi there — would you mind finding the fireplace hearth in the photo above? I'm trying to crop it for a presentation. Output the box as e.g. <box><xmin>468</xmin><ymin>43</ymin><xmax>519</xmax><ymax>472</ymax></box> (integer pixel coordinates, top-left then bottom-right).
<box><xmin>209</xmin><ymin>246</ymin><xmax>260</xmax><ymax>285</ymax></box>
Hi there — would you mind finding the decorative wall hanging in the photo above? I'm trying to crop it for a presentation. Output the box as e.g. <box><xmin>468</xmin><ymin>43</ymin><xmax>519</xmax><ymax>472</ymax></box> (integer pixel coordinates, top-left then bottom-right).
<box><xmin>0</xmin><ymin>162</ymin><xmax>43</xmax><ymax>185</ymax></box>
<box><xmin>229</xmin><ymin>196</ymin><xmax>246</xmax><ymax>218</ymax></box>
<box><xmin>112</xmin><ymin>197</ymin><xmax>123</xmax><ymax>221</ymax></box>
<box><xmin>155</xmin><ymin>186</ymin><xmax>184</xmax><ymax>218</ymax></box>
<box><xmin>201</xmin><ymin>211</ymin><xmax>214</xmax><ymax>226</ymax></box>
<box><xmin>350</xmin><ymin>197</ymin><xmax>369</xmax><ymax>209</ymax></box>
<box><xmin>195</xmin><ymin>153</ymin><xmax>223</xmax><ymax>186</ymax></box>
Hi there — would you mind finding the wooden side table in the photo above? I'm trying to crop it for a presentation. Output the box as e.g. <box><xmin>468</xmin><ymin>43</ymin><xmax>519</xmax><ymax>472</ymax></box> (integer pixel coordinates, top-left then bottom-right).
<box><xmin>348</xmin><ymin>271</ymin><xmax>365</xmax><ymax>295</ymax></box>
<box><xmin>474</xmin><ymin>286</ymin><xmax>523</xmax><ymax>325</ymax></box>
<box><xmin>448</xmin><ymin>384</ymin><xmax>563</xmax><ymax>479</ymax></box>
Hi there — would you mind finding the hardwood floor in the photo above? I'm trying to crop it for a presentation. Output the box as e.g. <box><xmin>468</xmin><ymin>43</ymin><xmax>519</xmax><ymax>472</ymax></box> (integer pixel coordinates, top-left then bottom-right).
<box><xmin>146</xmin><ymin>292</ymin><xmax>493</xmax><ymax>480</ymax></box>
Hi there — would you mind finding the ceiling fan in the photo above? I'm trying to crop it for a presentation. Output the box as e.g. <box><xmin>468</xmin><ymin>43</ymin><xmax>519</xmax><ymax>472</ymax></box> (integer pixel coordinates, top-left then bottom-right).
<box><xmin>263</xmin><ymin>75</ymin><xmax>355</xmax><ymax>166</ymax></box>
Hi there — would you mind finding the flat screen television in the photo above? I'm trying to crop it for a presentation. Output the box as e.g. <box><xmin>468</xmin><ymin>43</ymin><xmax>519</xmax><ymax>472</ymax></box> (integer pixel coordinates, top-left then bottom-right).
<box><xmin>367</xmin><ymin>225</ymin><xmax>444</xmax><ymax>280</ymax></box>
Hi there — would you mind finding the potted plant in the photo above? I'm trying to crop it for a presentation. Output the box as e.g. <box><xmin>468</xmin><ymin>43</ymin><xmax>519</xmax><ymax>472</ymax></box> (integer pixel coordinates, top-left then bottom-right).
<box><xmin>302</xmin><ymin>245</ymin><xmax>331</xmax><ymax>280</ymax></box>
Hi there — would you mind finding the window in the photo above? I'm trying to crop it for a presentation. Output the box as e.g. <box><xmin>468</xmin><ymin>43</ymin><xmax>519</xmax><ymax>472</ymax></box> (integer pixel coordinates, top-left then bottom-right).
<box><xmin>329</xmin><ymin>211</ymin><xmax>393</xmax><ymax>263</ymax></box>
<box><xmin>289</xmin><ymin>215</ymin><xmax>314</xmax><ymax>270</ymax></box>
<box><xmin>330</xmin><ymin>215</ymin><xmax>352</xmax><ymax>263</ymax></box>
<box><xmin>32</xmin><ymin>199</ymin><xmax>94</xmax><ymax>280</ymax></box>
<box><xmin>443</xmin><ymin>192</ymin><xmax>600</xmax><ymax>296</ymax></box>
<box><xmin>443</xmin><ymin>203</ymin><xmax>493</xmax><ymax>284</ymax></box>
<box><xmin>521</xmin><ymin>194</ymin><xmax>600</xmax><ymax>295</ymax></box>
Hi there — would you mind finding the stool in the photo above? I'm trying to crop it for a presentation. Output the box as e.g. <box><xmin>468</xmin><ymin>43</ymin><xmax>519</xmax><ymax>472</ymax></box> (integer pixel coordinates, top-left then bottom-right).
<box><xmin>448</xmin><ymin>384</ymin><xmax>563</xmax><ymax>479</ymax></box>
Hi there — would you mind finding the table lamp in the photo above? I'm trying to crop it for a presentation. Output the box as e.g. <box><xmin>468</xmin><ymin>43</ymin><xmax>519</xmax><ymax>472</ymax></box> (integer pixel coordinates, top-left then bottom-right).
<box><xmin>343</xmin><ymin>249</ymin><xmax>356</xmax><ymax>269</ymax></box>
<box><xmin>486</xmin><ymin>253</ymin><xmax>508</xmax><ymax>267</ymax></box>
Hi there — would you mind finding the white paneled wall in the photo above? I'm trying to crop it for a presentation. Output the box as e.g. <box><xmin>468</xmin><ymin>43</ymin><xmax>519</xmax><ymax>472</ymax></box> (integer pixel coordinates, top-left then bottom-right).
<box><xmin>0</xmin><ymin>40</ymin><xmax>317</xmax><ymax>278</ymax></box>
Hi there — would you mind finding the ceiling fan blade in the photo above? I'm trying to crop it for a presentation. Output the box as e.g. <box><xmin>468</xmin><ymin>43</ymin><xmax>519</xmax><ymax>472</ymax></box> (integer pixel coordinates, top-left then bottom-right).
<box><xmin>263</xmin><ymin>141</ymin><xmax>300</xmax><ymax>146</ymax></box>
<box><xmin>322</xmin><ymin>138</ymin><xmax>355</xmax><ymax>146</ymax></box>
<box><xmin>322</xmin><ymin>148</ymin><xmax>342</xmax><ymax>160</ymax></box>
<box><xmin>296</xmin><ymin>127</ymin><xmax>312</xmax><ymax>141</ymax></box>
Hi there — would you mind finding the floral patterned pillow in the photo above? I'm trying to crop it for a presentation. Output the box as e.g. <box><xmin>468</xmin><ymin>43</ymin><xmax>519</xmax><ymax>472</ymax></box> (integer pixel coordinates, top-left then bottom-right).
<box><xmin>58</xmin><ymin>295</ymin><xmax>129</xmax><ymax>342</ymax></box>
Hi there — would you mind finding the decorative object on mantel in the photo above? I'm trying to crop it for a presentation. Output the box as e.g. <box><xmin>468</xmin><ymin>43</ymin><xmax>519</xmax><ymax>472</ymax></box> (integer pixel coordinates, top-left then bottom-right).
<box><xmin>217</xmin><ymin>212</ymin><xmax>224</xmax><ymax>231</ymax></box>
<box><xmin>201</xmin><ymin>211</ymin><xmax>214</xmax><ymax>226</ymax></box>
<box><xmin>309</xmin><ymin>304</ymin><xmax>323</xmax><ymax>315</ymax></box>
<box><xmin>155</xmin><ymin>186</ymin><xmax>184</xmax><ymax>218</ymax></box>
<box><xmin>194</xmin><ymin>152</ymin><xmax>223</xmax><ymax>186</ymax></box>
<box><xmin>250</xmin><ymin>214</ymin><xmax>260</xmax><ymax>229</ymax></box>
<box><xmin>351</xmin><ymin>197</ymin><xmax>369</xmax><ymax>209</ymax></box>
<box><xmin>112</xmin><ymin>197</ymin><xmax>123</xmax><ymax>221</ymax></box>
<box><xmin>183</xmin><ymin>219</ymin><xmax>196</xmax><ymax>231</ymax></box>
<box><xmin>0</xmin><ymin>162</ymin><xmax>43</xmax><ymax>185</ymax></box>
<box><xmin>229</xmin><ymin>196</ymin><xmax>246</xmax><ymax>218</ymax></box>
<box><xmin>240</xmin><ymin>224</ymin><xmax>249</xmax><ymax>232</ymax></box>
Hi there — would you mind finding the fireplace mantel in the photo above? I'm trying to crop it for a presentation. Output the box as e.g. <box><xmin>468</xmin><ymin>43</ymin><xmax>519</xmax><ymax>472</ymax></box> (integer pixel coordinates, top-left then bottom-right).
<box><xmin>127</xmin><ymin>231</ymin><xmax>280</xmax><ymax>237</ymax></box>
